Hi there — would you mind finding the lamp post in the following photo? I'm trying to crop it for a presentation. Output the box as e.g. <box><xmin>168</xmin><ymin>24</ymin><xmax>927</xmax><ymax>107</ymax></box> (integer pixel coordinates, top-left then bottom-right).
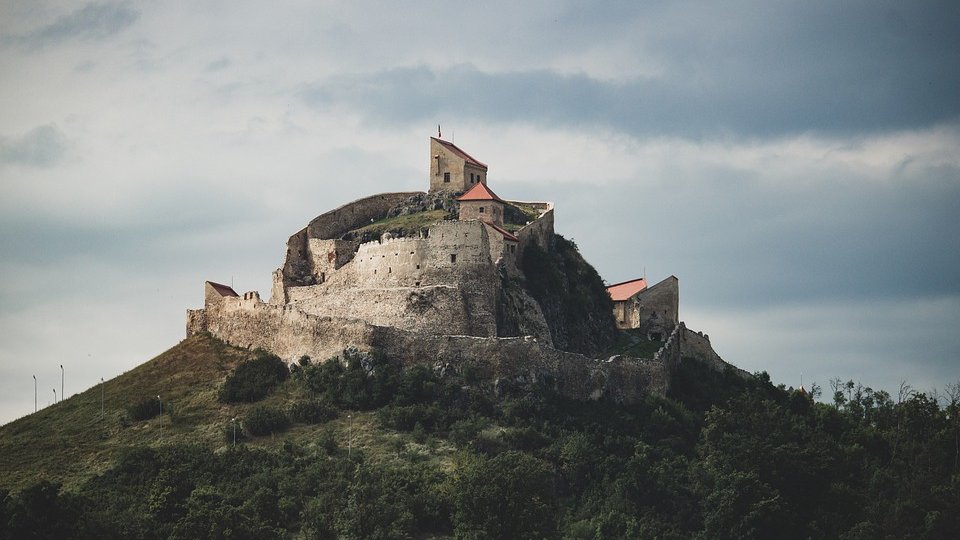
<box><xmin>157</xmin><ymin>395</ymin><xmax>162</xmax><ymax>441</ymax></box>
<box><xmin>33</xmin><ymin>375</ymin><xmax>36</xmax><ymax>413</ymax></box>
<box><xmin>100</xmin><ymin>378</ymin><xmax>104</xmax><ymax>418</ymax></box>
<box><xmin>53</xmin><ymin>388</ymin><xmax>57</xmax><ymax>404</ymax></box>
<box><xmin>231</xmin><ymin>417</ymin><xmax>237</xmax><ymax>447</ymax></box>
<box><xmin>60</xmin><ymin>364</ymin><xmax>64</xmax><ymax>403</ymax></box>
<box><xmin>348</xmin><ymin>414</ymin><xmax>352</xmax><ymax>457</ymax></box>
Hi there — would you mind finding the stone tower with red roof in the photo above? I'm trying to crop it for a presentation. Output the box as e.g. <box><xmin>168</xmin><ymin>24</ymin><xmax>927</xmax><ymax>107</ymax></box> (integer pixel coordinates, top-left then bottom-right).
<box><xmin>430</xmin><ymin>137</ymin><xmax>488</xmax><ymax>192</ymax></box>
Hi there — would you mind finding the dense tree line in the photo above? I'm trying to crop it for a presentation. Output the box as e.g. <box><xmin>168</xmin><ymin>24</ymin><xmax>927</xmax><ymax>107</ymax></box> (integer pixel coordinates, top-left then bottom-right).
<box><xmin>2</xmin><ymin>353</ymin><xmax>958</xmax><ymax>539</ymax></box>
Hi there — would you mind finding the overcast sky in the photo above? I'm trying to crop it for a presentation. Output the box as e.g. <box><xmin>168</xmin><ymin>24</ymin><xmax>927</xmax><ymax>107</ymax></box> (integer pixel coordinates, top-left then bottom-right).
<box><xmin>1</xmin><ymin>1</ymin><xmax>958</xmax><ymax>424</ymax></box>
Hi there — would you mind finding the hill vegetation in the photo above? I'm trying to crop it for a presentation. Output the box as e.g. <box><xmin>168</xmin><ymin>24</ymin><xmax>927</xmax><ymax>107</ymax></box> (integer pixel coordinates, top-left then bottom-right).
<box><xmin>1</xmin><ymin>335</ymin><xmax>959</xmax><ymax>538</ymax></box>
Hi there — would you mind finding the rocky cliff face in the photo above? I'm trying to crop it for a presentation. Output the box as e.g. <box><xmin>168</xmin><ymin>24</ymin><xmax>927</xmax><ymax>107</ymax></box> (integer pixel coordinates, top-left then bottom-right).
<box><xmin>518</xmin><ymin>234</ymin><xmax>619</xmax><ymax>357</ymax></box>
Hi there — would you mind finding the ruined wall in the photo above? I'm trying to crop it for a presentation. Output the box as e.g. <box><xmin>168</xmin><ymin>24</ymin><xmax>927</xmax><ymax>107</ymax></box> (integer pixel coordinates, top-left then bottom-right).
<box><xmin>305</xmin><ymin>192</ymin><xmax>421</xmax><ymax>240</ymax></box>
<box><xmin>372</xmin><ymin>328</ymin><xmax>668</xmax><ymax>401</ymax></box>
<box><xmin>514</xmin><ymin>203</ymin><xmax>555</xmax><ymax>259</ymax></box>
<box><xmin>280</xmin><ymin>220</ymin><xmax>501</xmax><ymax>337</ymax></box>
<box><xmin>633</xmin><ymin>276</ymin><xmax>679</xmax><ymax>339</ymax></box>
<box><xmin>281</xmin><ymin>191</ymin><xmax>421</xmax><ymax>289</ymax></box>
<box><xmin>189</xmin><ymin>298</ymin><xmax>670</xmax><ymax>402</ymax></box>
<box><xmin>306</xmin><ymin>238</ymin><xmax>357</xmax><ymax>284</ymax></box>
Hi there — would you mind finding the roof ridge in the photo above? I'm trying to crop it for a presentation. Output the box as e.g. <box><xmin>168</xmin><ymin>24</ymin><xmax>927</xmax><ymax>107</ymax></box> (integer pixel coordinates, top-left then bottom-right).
<box><xmin>432</xmin><ymin>137</ymin><xmax>488</xmax><ymax>169</ymax></box>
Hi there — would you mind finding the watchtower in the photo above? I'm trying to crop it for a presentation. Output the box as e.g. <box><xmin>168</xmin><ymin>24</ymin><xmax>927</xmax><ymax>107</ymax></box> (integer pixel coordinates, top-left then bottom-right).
<box><xmin>429</xmin><ymin>137</ymin><xmax>488</xmax><ymax>192</ymax></box>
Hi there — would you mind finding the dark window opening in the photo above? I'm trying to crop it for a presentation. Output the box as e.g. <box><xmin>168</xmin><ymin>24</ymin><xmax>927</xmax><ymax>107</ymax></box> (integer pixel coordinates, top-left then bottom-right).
<box><xmin>416</xmin><ymin>264</ymin><xmax>420</xmax><ymax>270</ymax></box>
<box><xmin>450</xmin><ymin>254</ymin><xmax>457</xmax><ymax>263</ymax></box>
<box><xmin>415</xmin><ymin>281</ymin><xmax>420</xmax><ymax>286</ymax></box>
<box><xmin>443</xmin><ymin>172</ymin><xmax>450</xmax><ymax>183</ymax></box>
<box><xmin>479</xmin><ymin>206</ymin><xmax>485</xmax><ymax>213</ymax></box>
<box><xmin>388</xmin><ymin>267</ymin><xmax>392</xmax><ymax>273</ymax></box>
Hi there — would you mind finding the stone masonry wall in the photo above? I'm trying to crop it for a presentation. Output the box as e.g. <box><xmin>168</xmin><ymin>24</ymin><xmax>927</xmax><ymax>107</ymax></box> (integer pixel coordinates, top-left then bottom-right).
<box><xmin>279</xmin><ymin>220</ymin><xmax>501</xmax><ymax>337</ymax></box>
<box><xmin>188</xmin><ymin>298</ymin><xmax>671</xmax><ymax>402</ymax></box>
<box><xmin>281</xmin><ymin>191</ymin><xmax>421</xmax><ymax>288</ymax></box>
<box><xmin>513</xmin><ymin>203</ymin><xmax>555</xmax><ymax>259</ymax></box>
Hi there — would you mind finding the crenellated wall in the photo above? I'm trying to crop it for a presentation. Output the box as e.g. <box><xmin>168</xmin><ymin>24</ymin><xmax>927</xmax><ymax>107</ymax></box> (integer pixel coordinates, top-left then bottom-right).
<box><xmin>281</xmin><ymin>191</ymin><xmax>421</xmax><ymax>289</ymax></box>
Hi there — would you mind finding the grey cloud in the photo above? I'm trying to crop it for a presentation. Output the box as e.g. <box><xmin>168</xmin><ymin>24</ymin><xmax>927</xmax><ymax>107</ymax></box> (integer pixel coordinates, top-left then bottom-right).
<box><xmin>563</xmin><ymin>159</ymin><xmax>960</xmax><ymax>310</ymax></box>
<box><xmin>0</xmin><ymin>125</ymin><xmax>69</xmax><ymax>167</ymax></box>
<box><xmin>206</xmin><ymin>57</ymin><xmax>231</xmax><ymax>72</ymax></box>
<box><xmin>7</xmin><ymin>2</ymin><xmax>139</xmax><ymax>49</ymax></box>
<box><xmin>302</xmin><ymin>1</ymin><xmax>959</xmax><ymax>138</ymax></box>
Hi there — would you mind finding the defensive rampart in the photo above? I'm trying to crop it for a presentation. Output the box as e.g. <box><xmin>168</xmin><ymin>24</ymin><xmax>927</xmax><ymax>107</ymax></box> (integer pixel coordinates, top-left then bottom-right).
<box><xmin>512</xmin><ymin>202</ymin><xmax>554</xmax><ymax>258</ymax></box>
<box><xmin>188</xmin><ymin>297</ymin><xmax>672</xmax><ymax>402</ymax></box>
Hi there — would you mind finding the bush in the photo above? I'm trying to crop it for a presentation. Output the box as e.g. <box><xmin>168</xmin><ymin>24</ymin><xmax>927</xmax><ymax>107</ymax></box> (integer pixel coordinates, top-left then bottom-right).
<box><xmin>244</xmin><ymin>405</ymin><xmax>289</xmax><ymax>436</ymax></box>
<box><xmin>289</xmin><ymin>400</ymin><xmax>338</xmax><ymax>424</ymax></box>
<box><xmin>219</xmin><ymin>352</ymin><xmax>290</xmax><ymax>403</ymax></box>
<box><xmin>127</xmin><ymin>397</ymin><xmax>166</xmax><ymax>421</ymax></box>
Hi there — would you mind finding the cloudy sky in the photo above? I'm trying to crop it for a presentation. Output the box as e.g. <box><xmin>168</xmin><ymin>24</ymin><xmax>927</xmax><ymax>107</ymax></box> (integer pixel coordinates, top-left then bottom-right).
<box><xmin>1</xmin><ymin>1</ymin><xmax>958</xmax><ymax>424</ymax></box>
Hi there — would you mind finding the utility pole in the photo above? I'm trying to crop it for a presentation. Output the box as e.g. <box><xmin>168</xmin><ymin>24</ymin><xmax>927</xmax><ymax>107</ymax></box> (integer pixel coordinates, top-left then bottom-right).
<box><xmin>33</xmin><ymin>375</ymin><xmax>36</xmax><ymax>412</ymax></box>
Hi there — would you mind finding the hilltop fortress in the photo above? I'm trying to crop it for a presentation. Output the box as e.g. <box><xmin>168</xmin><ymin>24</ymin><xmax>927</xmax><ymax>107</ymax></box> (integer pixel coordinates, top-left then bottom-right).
<box><xmin>187</xmin><ymin>137</ymin><xmax>731</xmax><ymax>401</ymax></box>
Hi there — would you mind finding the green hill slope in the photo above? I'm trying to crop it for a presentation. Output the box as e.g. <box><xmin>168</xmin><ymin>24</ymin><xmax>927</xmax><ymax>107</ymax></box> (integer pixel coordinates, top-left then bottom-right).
<box><xmin>2</xmin><ymin>334</ymin><xmax>958</xmax><ymax>538</ymax></box>
<box><xmin>0</xmin><ymin>335</ymin><xmax>256</xmax><ymax>491</ymax></box>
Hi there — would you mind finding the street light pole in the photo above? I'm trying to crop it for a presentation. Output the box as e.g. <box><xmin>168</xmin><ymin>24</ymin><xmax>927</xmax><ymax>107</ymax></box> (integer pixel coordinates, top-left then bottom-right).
<box><xmin>60</xmin><ymin>365</ymin><xmax>64</xmax><ymax>403</ymax></box>
<box><xmin>33</xmin><ymin>375</ymin><xmax>36</xmax><ymax>413</ymax></box>
<box><xmin>231</xmin><ymin>417</ymin><xmax>237</xmax><ymax>447</ymax></box>
<box><xmin>100</xmin><ymin>378</ymin><xmax>104</xmax><ymax>418</ymax></box>
<box><xmin>53</xmin><ymin>388</ymin><xmax>57</xmax><ymax>404</ymax></box>
<box><xmin>157</xmin><ymin>395</ymin><xmax>162</xmax><ymax>441</ymax></box>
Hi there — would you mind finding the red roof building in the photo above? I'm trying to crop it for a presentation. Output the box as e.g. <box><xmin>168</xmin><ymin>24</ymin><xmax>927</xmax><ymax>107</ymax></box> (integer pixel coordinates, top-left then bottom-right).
<box><xmin>430</xmin><ymin>137</ymin><xmax>489</xmax><ymax>192</ymax></box>
<box><xmin>606</xmin><ymin>278</ymin><xmax>648</xmax><ymax>302</ymax></box>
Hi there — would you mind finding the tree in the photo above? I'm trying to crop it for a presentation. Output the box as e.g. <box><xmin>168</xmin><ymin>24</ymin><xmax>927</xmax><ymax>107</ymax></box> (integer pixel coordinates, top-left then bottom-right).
<box><xmin>453</xmin><ymin>451</ymin><xmax>557</xmax><ymax>539</ymax></box>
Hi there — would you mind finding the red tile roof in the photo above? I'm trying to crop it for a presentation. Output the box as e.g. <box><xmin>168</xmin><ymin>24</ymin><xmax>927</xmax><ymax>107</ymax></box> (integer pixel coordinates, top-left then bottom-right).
<box><xmin>606</xmin><ymin>278</ymin><xmax>648</xmax><ymax>301</ymax></box>
<box><xmin>457</xmin><ymin>182</ymin><xmax>504</xmax><ymax>203</ymax></box>
<box><xmin>207</xmin><ymin>281</ymin><xmax>239</xmax><ymax>297</ymax></box>
<box><xmin>484</xmin><ymin>222</ymin><xmax>519</xmax><ymax>242</ymax></box>
<box><xmin>432</xmin><ymin>137</ymin><xmax>488</xmax><ymax>170</ymax></box>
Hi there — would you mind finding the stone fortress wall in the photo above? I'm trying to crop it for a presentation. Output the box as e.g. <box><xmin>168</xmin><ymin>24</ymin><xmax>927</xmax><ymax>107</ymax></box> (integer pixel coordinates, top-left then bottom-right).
<box><xmin>188</xmin><ymin>290</ymin><xmax>673</xmax><ymax>402</ymax></box>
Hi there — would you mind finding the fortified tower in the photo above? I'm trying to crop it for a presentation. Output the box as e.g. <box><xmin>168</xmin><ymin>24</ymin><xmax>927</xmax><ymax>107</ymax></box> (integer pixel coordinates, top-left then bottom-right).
<box><xmin>429</xmin><ymin>137</ymin><xmax>488</xmax><ymax>192</ymax></box>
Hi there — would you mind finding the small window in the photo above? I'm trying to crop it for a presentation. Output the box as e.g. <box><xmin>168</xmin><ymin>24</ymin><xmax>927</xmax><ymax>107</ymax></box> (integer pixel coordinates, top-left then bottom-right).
<box><xmin>470</xmin><ymin>173</ymin><xmax>474</xmax><ymax>182</ymax></box>
<box><xmin>479</xmin><ymin>206</ymin><xmax>485</xmax><ymax>213</ymax></box>
<box><xmin>444</xmin><ymin>172</ymin><xmax>450</xmax><ymax>183</ymax></box>
<box><xmin>450</xmin><ymin>254</ymin><xmax>457</xmax><ymax>263</ymax></box>
<box><xmin>388</xmin><ymin>267</ymin><xmax>392</xmax><ymax>273</ymax></box>
<box><xmin>416</xmin><ymin>264</ymin><xmax>420</xmax><ymax>270</ymax></box>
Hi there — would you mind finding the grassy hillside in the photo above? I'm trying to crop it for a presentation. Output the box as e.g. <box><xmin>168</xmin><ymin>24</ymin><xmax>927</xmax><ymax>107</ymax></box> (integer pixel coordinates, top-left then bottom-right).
<box><xmin>0</xmin><ymin>334</ymin><xmax>458</xmax><ymax>495</ymax></box>
<box><xmin>0</xmin><ymin>335</ymin><xmax>251</xmax><ymax>491</ymax></box>
<box><xmin>3</xmin><ymin>334</ymin><xmax>958</xmax><ymax>538</ymax></box>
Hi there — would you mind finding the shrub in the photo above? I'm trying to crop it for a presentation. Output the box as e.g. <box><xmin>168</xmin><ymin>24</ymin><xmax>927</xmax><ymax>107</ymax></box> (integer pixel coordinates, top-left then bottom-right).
<box><xmin>289</xmin><ymin>399</ymin><xmax>338</xmax><ymax>424</ymax></box>
<box><xmin>219</xmin><ymin>352</ymin><xmax>290</xmax><ymax>403</ymax></box>
<box><xmin>126</xmin><ymin>397</ymin><xmax>165</xmax><ymax>421</ymax></box>
<box><xmin>244</xmin><ymin>405</ymin><xmax>289</xmax><ymax>436</ymax></box>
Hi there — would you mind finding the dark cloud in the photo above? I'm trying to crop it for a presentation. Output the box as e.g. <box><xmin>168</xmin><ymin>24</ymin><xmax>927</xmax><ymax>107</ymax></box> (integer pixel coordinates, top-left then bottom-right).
<box><xmin>0</xmin><ymin>125</ymin><xmax>68</xmax><ymax>167</ymax></box>
<box><xmin>562</xmin><ymin>156</ymin><xmax>960</xmax><ymax>309</ymax></box>
<box><xmin>6</xmin><ymin>2</ymin><xmax>139</xmax><ymax>49</ymax></box>
<box><xmin>302</xmin><ymin>2</ymin><xmax>959</xmax><ymax>138</ymax></box>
